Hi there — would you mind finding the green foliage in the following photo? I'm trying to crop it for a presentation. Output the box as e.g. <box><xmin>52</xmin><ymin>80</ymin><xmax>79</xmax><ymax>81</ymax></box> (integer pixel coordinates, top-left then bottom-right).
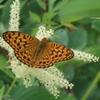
<box><xmin>10</xmin><ymin>85</ymin><xmax>75</xmax><ymax>100</ymax></box>
<box><xmin>0</xmin><ymin>0</ymin><xmax>100</xmax><ymax>100</ymax></box>
<box><xmin>29</xmin><ymin>11</ymin><xmax>41</xmax><ymax>23</ymax></box>
<box><xmin>59</xmin><ymin>0</ymin><xmax>100</xmax><ymax>22</ymax></box>
<box><xmin>0</xmin><ymin>86</ymin><xmax>5</xmax><ymax>100</ymax></box>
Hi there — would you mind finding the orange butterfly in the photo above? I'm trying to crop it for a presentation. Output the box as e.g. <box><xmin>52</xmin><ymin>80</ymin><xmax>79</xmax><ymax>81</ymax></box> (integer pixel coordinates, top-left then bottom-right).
<box><xmin>3</xmin><ymin>31</ymin><xmax>74</xmax><ymax>68</ymax></box>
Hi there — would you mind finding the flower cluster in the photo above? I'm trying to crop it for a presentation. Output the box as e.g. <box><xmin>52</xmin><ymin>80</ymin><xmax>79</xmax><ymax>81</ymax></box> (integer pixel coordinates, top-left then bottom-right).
<box><xmin>36</xmin><ymin>26</ymin><xmax>54</xmax><ymax>40</ymax></box>
<box><xmin>73</xmin><ymin>49</ymin><xmax>99</xmax><ymax>62</ymax></box>
<box><xmin>9</xmin><ymin>0</ymin><xmax>20</xmax><ymax>31</ymax></box>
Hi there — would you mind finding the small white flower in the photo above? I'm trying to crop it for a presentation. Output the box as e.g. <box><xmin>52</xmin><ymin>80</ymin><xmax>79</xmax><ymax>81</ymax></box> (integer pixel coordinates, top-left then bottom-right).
<box><xmin>73</xmin><ymin>49</ymin><xmax>99</xmax><ymax>62</ymax></box>
<box><xmin>36</xmin><ymin>26</ymin><xmax>54</xmax><ymax>40</ymax></box>
<box><xmin>9</xmin><ymin>0</ymin><xmax>20</xmax><ymax>31</ymax></box>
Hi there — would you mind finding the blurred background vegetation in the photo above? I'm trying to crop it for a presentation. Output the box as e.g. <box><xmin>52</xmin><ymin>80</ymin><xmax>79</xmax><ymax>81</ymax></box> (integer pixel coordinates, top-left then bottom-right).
<box><xmin>0</xmin><ymin>0</ymin><xmax>100</xmax><ymax>100</ymax></box>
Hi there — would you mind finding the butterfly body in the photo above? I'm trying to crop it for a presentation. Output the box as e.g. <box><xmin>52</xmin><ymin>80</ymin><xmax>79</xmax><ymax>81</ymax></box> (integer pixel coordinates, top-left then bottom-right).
<box><xmin>3</xmin><ymin>31</ymin><xmax>74</xmax><ymax>68</ymax></box>
<box><xmin>32</xmin><ymin>38</ymin><xmax>47</xmax><ymax>64</ymax></box>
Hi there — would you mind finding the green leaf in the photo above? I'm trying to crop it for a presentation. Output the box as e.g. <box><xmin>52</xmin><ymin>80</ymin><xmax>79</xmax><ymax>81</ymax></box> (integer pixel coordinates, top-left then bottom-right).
<box><xmin>49</xmin><ymin>0</ymin><xmax>56</xmax><ymax>12</ymax></box>
<box><xmin>59</xmin><ymin>0</ymin><xmax>100</xmax><ymax>22</ymax></box>
<box><xmin>64</xmin><ymin>66</ymin><xmax>74</xmax><ymax>81</ymax></box>
<box><xmin>21</xmin><ymin>21</ymin><xmax>36</xmax><ymax>34</ymax></box>
<box><xmin>0</xmin><ymin>86</ymin><xmax>5</xmax><ymax>100</ymax></box>
<box><xmin>0</xmin><ymin>22</ymin><xmax>6</xmax><ymax>34</ymax></box>
<box><xmin>36</xmin><ymin>0</ymin><xmax>46</xmax><ymax>10</ymax></box>
<box><xmin>43</xmin><ymin>12</ymin><xmax>57</xmax><ymax>20</ymax></box>
<box><xmin>31</xmin><ymin>27</ymin><xmax>38</xmax><ymax>36</ymax></box>
<box><xmin>68</xmin><ymin>27</ymin><xmax>87</xmax><ymax>49</ymax></box>
<box><xmin>92</xmin><ymin>20</ymin><xmax>100</xmax><ymax>32</ymax></box>
<box><xmin>20</xmin><ymin>0</ymin><xmax>28</xmax><ymax>8</ymax></box>
<box><xmin>1</xmin><ymin>0</ymin><xmax>13</xmax><ymax>26</ymax></box>
<box><xmin>1</xmin><ymin>69</ymin><xmax>15</xmax><ymax>80</ymax></box>
<box><xmin>0</xmin><ymin>0</ymin><xmax>3</xmax><ymax>3</ymax></box>
<box><xmin>10</xmin><ymin>85</ymin><xmax>76</xmax><ymax>100</ymax></box>
<box><xmin>53</xmin><ymin>0</ymin><xmax>69</xmax><ymax>12</ymax></box>
<box><xmin>42</xmin><ymin>12</ymin><xmax>57</xmax><ymax>25</ymax></box>
<box><xmin>0</xmin><ymin>5</ymin><xmax>4</xmax><ymax>9</ymax></box>
<box><xmin>29</xmin><ymin>11</ymin><xmax>40</xmax><ymax>23</ymax></box>
<box><xmin>43</xmin><ymin>20</ymin><xmax>58</xmax><ymax>25</ymax></box>
<box><xmin>52</xmin><ymin>28</ymin><xmax>69</xmax><ymax>46</ymax></box>
<box><xmin>0</xmin><ymin>53</ymin><xmax>8</xmax><ymax>66</ymax></box>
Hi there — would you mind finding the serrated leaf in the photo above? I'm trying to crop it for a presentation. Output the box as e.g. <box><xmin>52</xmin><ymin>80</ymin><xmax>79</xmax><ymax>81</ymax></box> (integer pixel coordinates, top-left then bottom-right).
<box><xmin>29</xmin><ymin>11</ymin><xmax>40</xmax><ymax>23</ymax></box>
<box><xmin>0</xmin><ymin>86</ymin><xmax>5</xmax><ymax>100</ymax></box>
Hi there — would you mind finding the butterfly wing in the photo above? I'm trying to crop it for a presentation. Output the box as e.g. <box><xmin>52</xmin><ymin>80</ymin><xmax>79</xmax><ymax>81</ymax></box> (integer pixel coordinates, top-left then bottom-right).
<box><xmin>34</xmin><ymin>42</ymin><xmax>74</xmax><ymax>68</ymax></box>
<box><xmin>14</xmin><ymin>49</ymin><xmax>36</xmax><ymax>67</ymax></box>
<box><xmin>3</xmin><ymin>31</ymin><xmax>39</xmax><ymax>52</ymax></box>
<box><xmin>34</xmin><ymin>49</ymin><xmax>53</xmax><ymax>68</ymax></box>
<box><xmin>3</xmin><ymin>31</ymin><xmax>40</xmax><ymax>67</ymax></box>
<box><xmin>46</xmin><ymin>42</ymin><xmax>74</xmax><ymax>64</ymax></box>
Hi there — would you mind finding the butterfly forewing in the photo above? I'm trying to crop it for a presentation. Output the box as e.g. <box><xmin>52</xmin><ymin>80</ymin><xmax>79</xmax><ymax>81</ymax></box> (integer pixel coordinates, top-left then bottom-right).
<box><xmin>46</xmin><ymin>42</ymin><xmax>74</xmax><ymax>64</ymax></box>
<box><xmin>3</xmin><ymin>31</ymin><xmax>40</xmax><ymax>67</ymax></box>
<box><xmin>3</xmin><ymin>31</ymin><xmax>39</xmax><ymax>52</ymax></box>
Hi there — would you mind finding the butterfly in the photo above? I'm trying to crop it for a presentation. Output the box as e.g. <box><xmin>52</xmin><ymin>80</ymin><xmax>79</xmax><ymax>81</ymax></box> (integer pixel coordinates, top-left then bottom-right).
<box><xmin>3</xmin><ymin>31</ymin><xmax>74</xmax><ymax>68</ymax></box>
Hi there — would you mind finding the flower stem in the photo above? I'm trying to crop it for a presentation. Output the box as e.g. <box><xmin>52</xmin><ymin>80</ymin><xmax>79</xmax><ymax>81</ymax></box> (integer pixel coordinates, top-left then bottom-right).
<box><xmin>6</xmin><ymin>77</ymin><xmax>17</xmax><ymax>94</ymax></box>
<box><xmin>53</xmin><ymin>24</ymin><xmax>63</xmax><ymax>30</ymax></box>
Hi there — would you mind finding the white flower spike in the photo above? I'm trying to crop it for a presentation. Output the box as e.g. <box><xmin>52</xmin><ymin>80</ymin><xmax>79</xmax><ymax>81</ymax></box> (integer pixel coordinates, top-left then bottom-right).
<box><xmin>9</xmin><ymin>0</ymin><xmax>20</xmax><ymax>31</ymax></box>
<box><xmin>73</xmin><ymin>49</ymin><xmax>99</xmax><ymax>62</ymax></box>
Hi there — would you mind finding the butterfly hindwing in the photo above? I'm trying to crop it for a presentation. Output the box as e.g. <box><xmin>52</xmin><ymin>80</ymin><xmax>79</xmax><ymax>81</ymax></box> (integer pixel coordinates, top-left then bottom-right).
<box><xmin>14</xmin><ymin>48</ymin><xmax>36</xmax><ymax>67</ymax></box>
<box><xmin>34</xmin><ymin>54</ymin><xmax>53</xmax><ymax>68</ymax></box>
<box><xmin>33</xmin><ymin>48</ymin><xmax>54</xmax><ymax>68</ymax></box>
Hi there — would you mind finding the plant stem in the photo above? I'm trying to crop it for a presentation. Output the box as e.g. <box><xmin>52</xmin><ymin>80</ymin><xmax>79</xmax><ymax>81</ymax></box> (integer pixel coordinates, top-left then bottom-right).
<box><xmin>7</xmin><ymin>77</ymin><xmax>17</xmax><ymax>94</ymax></box>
